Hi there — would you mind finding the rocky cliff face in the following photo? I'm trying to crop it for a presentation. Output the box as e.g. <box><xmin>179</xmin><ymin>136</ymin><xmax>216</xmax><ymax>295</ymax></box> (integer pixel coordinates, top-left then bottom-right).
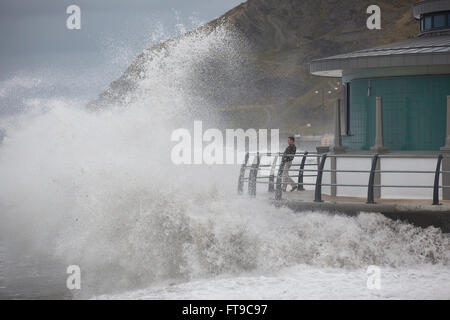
<box><xmin>92</xmin><ymin>0</ymin><xmax>418</xmax><ymax>134</ymax></box>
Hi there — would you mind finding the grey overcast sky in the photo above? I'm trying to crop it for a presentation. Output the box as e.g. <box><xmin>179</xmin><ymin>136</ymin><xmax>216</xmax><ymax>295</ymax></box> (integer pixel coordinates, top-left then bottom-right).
<box><xmin>0</xmin><ymin>0</ymin><xmax>243</xmax><ymax>81</ymax></box>
<box><xmin>0</xmin><ymin>0</ymin><xmax>243</xmax><ymax>114</ymax></box>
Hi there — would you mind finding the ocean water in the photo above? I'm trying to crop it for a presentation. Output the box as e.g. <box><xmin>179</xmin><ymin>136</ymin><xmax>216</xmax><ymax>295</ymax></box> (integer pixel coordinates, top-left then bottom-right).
<box><xmin>0</xmin><ymin>23</ymin><xmax>449</xmax><ymax>300</ymax></box>
<box><xmin>0</xmin><ymin>243</ymin><xmax>71</xmax><ymax>300</ymax></box>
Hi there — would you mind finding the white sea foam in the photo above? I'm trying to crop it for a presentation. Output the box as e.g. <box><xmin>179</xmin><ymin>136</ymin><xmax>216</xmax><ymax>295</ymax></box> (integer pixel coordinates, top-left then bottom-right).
<box><xmin>95</xmin><ymin>264</ymin><xmax>450</xmax><ymax>300</ymax></box>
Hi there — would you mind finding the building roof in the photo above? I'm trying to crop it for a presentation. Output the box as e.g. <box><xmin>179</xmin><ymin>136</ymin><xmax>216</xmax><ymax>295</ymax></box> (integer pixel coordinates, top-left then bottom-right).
<box><xmin>310</xmin><ymin>35</ymin><xmax>450</xmax><ymax>77</ymax></box>
<box><xmin>414</xmin><ymin>0</ymin><xmax>450</xmax><ymax>19</ymax></box>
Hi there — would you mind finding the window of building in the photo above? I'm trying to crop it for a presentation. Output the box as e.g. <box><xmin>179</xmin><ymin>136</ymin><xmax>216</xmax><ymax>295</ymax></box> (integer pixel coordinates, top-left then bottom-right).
<box><xmin>421</xmin><ymin>11</ymin><xmax>450</xmax><ymax>32</ymax></box>
<box><xmin>424</xmin><ymin>15</ymin><xmax>432</xmax><ymax>30</ymax></box>
<box><xmin>434</xmin><ymin>14</ymin><xmax>446</xmax><ymax>28</ymax></box>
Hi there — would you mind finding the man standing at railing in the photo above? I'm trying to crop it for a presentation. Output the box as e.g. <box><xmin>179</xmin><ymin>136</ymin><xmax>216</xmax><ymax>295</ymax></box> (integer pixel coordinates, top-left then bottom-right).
<box><xmin>282</xmin><ymin>136</ymin><xmax>298</xmax><ymax>192</ymax></box>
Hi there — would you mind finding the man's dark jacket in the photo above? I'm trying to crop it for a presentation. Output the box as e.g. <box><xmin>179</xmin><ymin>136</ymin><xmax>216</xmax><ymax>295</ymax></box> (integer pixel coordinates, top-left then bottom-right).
<box><xmin>282</xmin><ymin>144</ymin><xmax>296</xmax><ymax>163</ymax></box>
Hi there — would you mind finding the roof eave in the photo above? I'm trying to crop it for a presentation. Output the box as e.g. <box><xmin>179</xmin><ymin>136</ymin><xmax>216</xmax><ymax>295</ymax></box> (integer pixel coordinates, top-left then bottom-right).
<box><xmin>310</xmin><ymin>52</ymin><xmax>450</xmax><ymax>77</ymax></box>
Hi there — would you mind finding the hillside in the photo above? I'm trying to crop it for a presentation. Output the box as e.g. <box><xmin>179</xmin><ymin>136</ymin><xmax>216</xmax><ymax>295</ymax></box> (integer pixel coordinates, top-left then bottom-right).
<box><xmin>91</xmin><ymin>0</ymin><xmax>418</xmax><ymax>135</ymax></box>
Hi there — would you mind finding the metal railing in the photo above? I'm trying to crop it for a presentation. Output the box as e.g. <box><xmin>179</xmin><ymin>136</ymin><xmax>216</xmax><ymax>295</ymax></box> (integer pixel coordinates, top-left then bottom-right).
<box><xmin>237</xmin><ymin>152</ymin><xmax>450</xmax><ymax>206</ymax></box>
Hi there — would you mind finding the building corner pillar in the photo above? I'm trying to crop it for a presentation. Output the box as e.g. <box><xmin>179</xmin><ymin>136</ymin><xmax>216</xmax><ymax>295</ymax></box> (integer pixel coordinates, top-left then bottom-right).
<box><xmin>440</xmin><ymin>96</ymin><xmax>450</xmax><ymax>200</ymax></box>
<box><xmin>330</xmin><ymin>99</ymin><xmax>345</xmax><ymax>197</ymax></box>
<box><xmin>331</xmin><ymin>99</ymin><xmax>346</xmax><ymax>154</ymax></box>
<box><xmin>371</xmin><ymin>96</ymin><xmax>389</xmax><ymax>154</ymax></box>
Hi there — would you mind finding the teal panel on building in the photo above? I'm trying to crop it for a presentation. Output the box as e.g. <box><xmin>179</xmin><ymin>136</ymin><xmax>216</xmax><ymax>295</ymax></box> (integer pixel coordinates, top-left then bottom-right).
<box><xmin>343</xmin><ymin>75</ymin><xmax>450</xmax><ymax>151</ymax></box>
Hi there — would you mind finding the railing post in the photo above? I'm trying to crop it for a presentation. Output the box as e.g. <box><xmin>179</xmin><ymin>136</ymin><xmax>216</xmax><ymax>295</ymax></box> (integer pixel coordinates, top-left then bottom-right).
<box><xmin>315</xmin><ymin>154</ymin><xmax>328</xmax><ymax>203</ymax></box>
<box><xmin>367</xmin><ymin>154</ymin><xmax>379</xmax><ymax>204</ymax></box>
<box><xmin>275</xmin><ymin>161</ymin><xmax>286</xmax><ymax>201</ymax></box>
<box><xmin>248</xmin><ymin>153</ymin><xmax>260</xmax><ymax>197</ymax></box>
<box><xmin>268</xmin><ymin>155</ymin><xmax>279</xmax><ymax>193</ymax></box>
<box><xmin>433</xmin><ymin>154</ymin><xmax>443</xmax><ymax>206</ymax></box>
<box><xmin>238</xmin><ymin>153</ymin><xmax>250</xmax><ymax>195</ymax></box>
<box><xmin>297</xmin><ymin>152</ymin><xmax>309</xmax><ymax>191</ymax></box>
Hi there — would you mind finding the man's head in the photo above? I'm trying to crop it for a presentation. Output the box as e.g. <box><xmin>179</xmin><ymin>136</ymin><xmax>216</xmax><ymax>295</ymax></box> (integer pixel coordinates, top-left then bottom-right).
<box><xmin>288</xmin><ymin>136</ymin><xmax>295</xmax><ymax>145</ymax></box>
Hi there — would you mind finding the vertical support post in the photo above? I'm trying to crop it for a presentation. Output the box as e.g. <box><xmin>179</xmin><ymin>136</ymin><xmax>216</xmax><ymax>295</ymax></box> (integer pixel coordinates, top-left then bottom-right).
<box><xmin>238</xmin><ymin>153</ymin><xmax>249</xmax><ymax>195</ymax></box>
<box><xmin>331</xmin><ymin>99</ymin><xmax>346</xmax><ymax>153</ymax></box>
<box><xmin>374</xmin><ymin>156</ymin><xmax>381</xmax><ymax>199</ymax></box>
<box><xmin>315</xmin><ymin>154</ymin><xmax>328</xmax><ymax>203</ymax></box>
<box><xmin>444</xmin><ymin>96</ymin><xmax>450</xmax><ymax>148</ymax></box>
<box><xmin>297</xmin><ymin>152</ymin><xmax>309</xmax><ymax>191</ymax></box>
<box><xmin>248</xmin><ymin>153</ymin><xmax>260</xmax><ymax>197</ymax></box>
<box><xmin>268</xmin><ymin>156</ymin><xmax>279</xmax><ymax>193</ymax></box>
<box><xmin>371</xmin><ymin>97</ymin><xmax>389</xmax><ymax>153</ymax></box>
<box><xmin>433</xmin><ymin>154</ymin><xmax>443</xmax><ymax>206</ymax></box>
<box><xmin>440</xmin><ymin>96</ymin><xmax>450</xmax><ymax>200</ymax></box>
<box><xmin>330</xmin><ymin>99</ymin><xmax>344</xmax><ymax>196</ymax></box>
<box><xmin>331</xmin><ymin>157</ymin><xmax>337</xmax><ymax>197</ymax></box>
<box><xmin>275</xmin><ymin>161</ymin><xmax>286</xmax><ymax>201</ymax></box>
<box><xmin>367</xmin><ymin>154</ymin><xmax>379</xmax><ymax>204</ymax></box>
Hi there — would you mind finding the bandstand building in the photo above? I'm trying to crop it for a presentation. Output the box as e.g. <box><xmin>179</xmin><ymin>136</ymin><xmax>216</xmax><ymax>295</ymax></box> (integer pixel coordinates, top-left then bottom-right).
<box><xmin>310</xmin><ymin>0</ymin><xmax>450</xmax><ymax>200</ymax></box>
